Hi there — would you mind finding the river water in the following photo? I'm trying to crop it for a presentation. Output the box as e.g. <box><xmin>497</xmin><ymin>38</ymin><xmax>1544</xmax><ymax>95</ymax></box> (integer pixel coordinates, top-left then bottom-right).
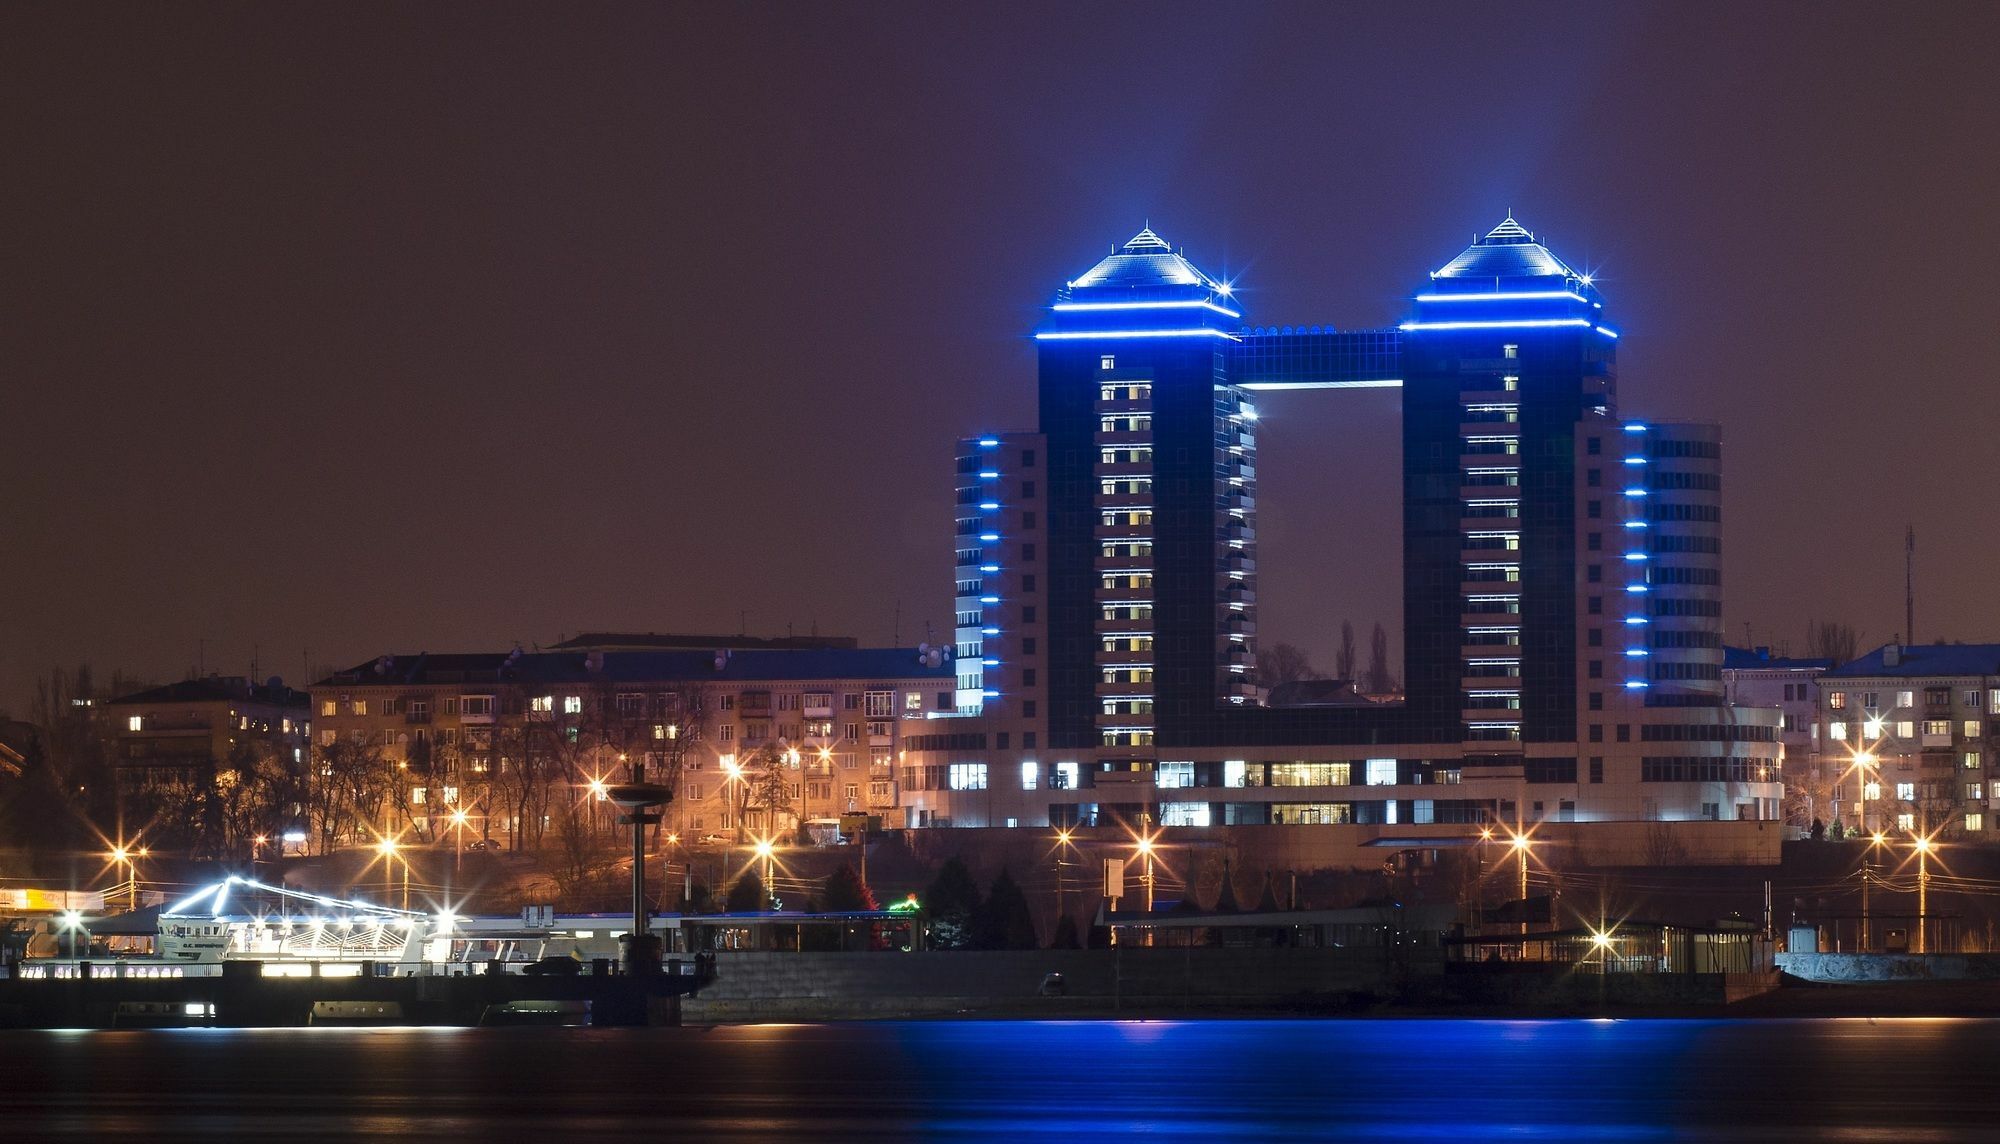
<box><xmin>0</xmin><ymin>1018</ymin><xmax>1987</xmax><ymax>1140</ymax></box>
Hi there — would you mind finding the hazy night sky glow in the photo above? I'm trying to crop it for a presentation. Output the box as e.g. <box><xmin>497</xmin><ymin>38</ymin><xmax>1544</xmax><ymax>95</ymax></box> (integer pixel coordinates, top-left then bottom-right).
<box><xmin>4</xmin><ymin>2</ymin><xmax>1997</xmax><ymax>711</ymax></box>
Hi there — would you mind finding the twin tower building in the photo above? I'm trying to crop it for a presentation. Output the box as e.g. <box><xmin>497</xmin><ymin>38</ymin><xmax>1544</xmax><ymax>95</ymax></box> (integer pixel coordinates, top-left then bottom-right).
<box><xmin>901</xmin><ymin>219</ymin><xmax>1781</xmax><ymax>846</ymax></box>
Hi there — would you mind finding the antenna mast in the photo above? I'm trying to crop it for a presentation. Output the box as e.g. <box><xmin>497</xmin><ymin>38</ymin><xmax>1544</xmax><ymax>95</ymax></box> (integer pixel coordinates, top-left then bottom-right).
<box><xmin>1905</xmin><ymin>526</ymin><xmax>1916</xmax><ymax>645</ymax></box>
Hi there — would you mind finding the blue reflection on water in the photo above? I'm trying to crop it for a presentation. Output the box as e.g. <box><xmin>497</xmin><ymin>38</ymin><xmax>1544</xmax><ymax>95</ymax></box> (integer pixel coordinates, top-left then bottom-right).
<box><xmin>888</xmin><ymin>1020</ymin><xmax>1686</xmax><ymax>1140</ymax></box>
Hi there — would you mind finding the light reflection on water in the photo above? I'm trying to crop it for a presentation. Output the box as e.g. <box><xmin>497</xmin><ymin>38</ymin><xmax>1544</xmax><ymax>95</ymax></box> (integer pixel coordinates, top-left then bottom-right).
<box><xmin>0</xmin><ymin>1018</ymin><xmax>1991</xmax><ymax>1141</ymax></box>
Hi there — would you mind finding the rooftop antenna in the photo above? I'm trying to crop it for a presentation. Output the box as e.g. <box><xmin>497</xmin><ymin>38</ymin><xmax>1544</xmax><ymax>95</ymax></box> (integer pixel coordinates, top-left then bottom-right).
<box><xmin>893</xmin><ymin>599</ymin><xmax>902</xmax><ymax>646</ymax></box>
<box><xmin>1906</xmin><ymin>526</ymin><xmax>1917</xmax><ymax>645</ymax></box>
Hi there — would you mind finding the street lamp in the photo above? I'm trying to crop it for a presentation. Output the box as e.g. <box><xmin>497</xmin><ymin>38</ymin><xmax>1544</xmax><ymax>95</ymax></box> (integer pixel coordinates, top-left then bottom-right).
<box><xmin>1912</xmin><ymin>833</ymin><xmax>1935</xmax><ymax>955</ymax></box>
<box><xmin>721</xmin><ymin>755</ymin><xmax>747</xmax><ymax>844</ymax></box>
<box><xmin>1053</xmin><ymin>828</ymin><xmax>1075</xmax><ymax>936</ymax></box>
<box><xmin>1861</xmin><ymin>830</ymin><xmax>1888</xmax><ymax>951</ymax></box>
<box><xmin>753</xmin><ymin>837</ymin><xmax>777</xmax><ymax>910</ymax></box>
<box><xmin>108</xmin><ymin>845</ymin><xmax>137</xmax><ymax>912</ymax></box>
<box><xmin>1507</xmin><ymin>830</ymin><xmax>1534</xmax><ymax>936</ymax></box>
<box><xmin>448</xmin><ymin>808</ymin><xmax>470</xmax><ymax>877</ymax></box>
<box><xmin>376</xmin><ymin>835</ymin><xmax>408</xmax><ymax>911</ymax></box>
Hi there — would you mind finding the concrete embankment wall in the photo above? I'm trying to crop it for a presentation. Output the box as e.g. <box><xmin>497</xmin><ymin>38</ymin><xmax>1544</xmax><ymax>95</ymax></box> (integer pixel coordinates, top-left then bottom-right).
<box><xmin>1776</xmin><ymin>953</ymin><xmax>2000</xmax><ymax>982</ymax></box>
<box><xmin>682</xmin><ymin>948</ymin><xmax>1407</xmax><ymax>1022</ymax></box>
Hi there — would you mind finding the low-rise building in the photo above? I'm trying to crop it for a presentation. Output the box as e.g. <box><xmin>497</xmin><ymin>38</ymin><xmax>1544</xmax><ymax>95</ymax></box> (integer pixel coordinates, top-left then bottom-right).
<box><xmin>1817</xmin><ymin>643</ymin><xmax>2000</xmax><ymax>839</ymax></box>
<box><xmin>310</xmin><ymin>642</ymin><xmax>953</xmax><ymax>849</ymax></box>
<box><xmin>1722</xmin><ymin>647</ymin><xmax>1833</xmax><ymax>828</ymax></box>
<box><xmin>102</xmin><ymin>676</ymin><xmax>312</xmax><ymax>851</ymax></box>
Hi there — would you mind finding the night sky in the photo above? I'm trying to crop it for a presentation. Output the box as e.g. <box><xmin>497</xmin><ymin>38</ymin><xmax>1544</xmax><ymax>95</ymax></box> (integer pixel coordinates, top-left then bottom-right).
<box><xmin>5</xmin><ymin>2</ymin><xmax>1997</xmax><ymax>713</ymax></box>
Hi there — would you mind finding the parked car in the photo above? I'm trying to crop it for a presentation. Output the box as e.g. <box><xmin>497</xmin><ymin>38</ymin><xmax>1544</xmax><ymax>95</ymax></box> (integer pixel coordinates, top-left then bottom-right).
<box><xmin>465</xmin><ymin>838</ymin><xmax>501</xmax><ymax>852</ymax></box>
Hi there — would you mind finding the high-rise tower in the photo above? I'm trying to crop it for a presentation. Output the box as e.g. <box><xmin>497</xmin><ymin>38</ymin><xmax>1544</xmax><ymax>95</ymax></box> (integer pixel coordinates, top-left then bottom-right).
<box><xmin>1398</xmin><ymin>217</ymin><xmax>1618</xmax><ymax>753</ymax></box>
<box><xmin>1035</xmin><ymin>229</ymin><xmax>1257</xmax><ymax>770</ymax></box>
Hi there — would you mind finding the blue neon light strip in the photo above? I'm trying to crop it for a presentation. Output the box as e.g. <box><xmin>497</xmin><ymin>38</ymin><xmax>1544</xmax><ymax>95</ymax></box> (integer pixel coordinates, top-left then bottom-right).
<box><xmin>978</xmin><ymin>532</ymin><xmax>1000</xmax><ymax>542</ymax></box>
<box><xmin>1399</xmin><ymin>318</ymin><xmax>1591</xmax><ymax>332</ymax></box>
<box><xmin>1034</xmin><ymin>328</ymin><xmax>1241</xmax><ymax>341</ymax></box>
<box><xmin>1052</xmin><ymin>299</ymin><xmax>1241</xmax><ymax>319</ymax></box>
<box><xmin>1413</xmin><ymin>290</ymin><xmax>1589</xmax><ymax>304</ymax></box>
<box><xmin>1595</xmin><ymin>326</ymin><xmax>1620</xmax><ymax>339</ymax></box>
<box><xmin>977</xmin><ymin>438</ymin><xmax>999</xmax><ymax>448</ymax></box>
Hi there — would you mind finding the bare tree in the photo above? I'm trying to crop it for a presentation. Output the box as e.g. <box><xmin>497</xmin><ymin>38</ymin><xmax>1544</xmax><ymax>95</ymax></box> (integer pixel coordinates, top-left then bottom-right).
<box><xmin>1253</xmin><ymin>643</ymin><xmax>1324</xmax><ymax>691</ymax></box>
<box><xmin>307</xmin><ymin>738</ymin><xmax>391</xmax><ymax>855</ymax></box>
<box><xmin>741</xmin><ymin>741</ymin><xmax>800</xmax><ymax>842</ymax></box>
<box><xmin>1364</xmin><ymin>623</ymin><xmax>1399</xmax><ymax>696</ymax></box>
<box><xmin>1783</xmin><ymin>760</ymin><xmax>1837</xmax><ymax>831</ymax></box>
<box><xmin>1335</xmin><ymin>621</ymin><xmax>1357</xmax><ymax>682</ymax></box>
<box><xmin>1806</xmin><ymin>620</ymin><xmax>1860</xmax><ymax>665</ymax></box>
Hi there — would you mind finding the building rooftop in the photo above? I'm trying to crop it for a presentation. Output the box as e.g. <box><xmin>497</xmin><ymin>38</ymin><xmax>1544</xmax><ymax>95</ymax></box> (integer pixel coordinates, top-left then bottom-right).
<box><xmin>547</xmin><ymin>632</ymin><xmax>859</xmax><ymax>652</ymax></box>
<box><xmin>1722</xmin><ymin>646</ymin><xmax>1835</xmax><ymax>672</ymax></box>
<box><xmin>1822</xmin><ymin>643</ymin><xmax>2000</xmax><ymax>679</ymax></box>
<box><xmin>315</xmin><ymin>647</ymin><xmax>954</xmax><ymax>689</ymax></box>
<box><xmin>106</xmin><ymin>676</ymin><xmax>310</xmax><ymax>709</ymax></box>
<box><xmin>1039</xmin><ymin>227</ymin><xmax>1239</xmax><ymax>339</ymax></box>
<box><xmin>1431</xmin><ymin>216</ymin><xmax>1584</xmax><ymax>282</ymax></box>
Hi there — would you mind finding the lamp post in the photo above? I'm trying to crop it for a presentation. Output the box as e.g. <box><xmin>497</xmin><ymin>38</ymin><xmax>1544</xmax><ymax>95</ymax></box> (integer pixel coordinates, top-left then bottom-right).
<box><xmin>1509</xmin><ymin>831</ymin><xmax>1533</xmax><ymax>937</ymax></box>
<box><xmin>377</xmin><ymin>836</ymin><xmax>408</xmax><ymax>911</ymax></box>
<box><xmin>722</xmin><ymin>756</ymin><xmax>747</xmax><ymax>844</ymax></box>
<box><xmin>605</xmin><ymin>757</ymin><xmax>674</xmax><ymax>975</ymax></box>
<box><xmin>1861</xmin><ymin>831</ymin><xmax>1886</xmax><ymax>951</ymax></box>
<box><xmin>448</xmin><ymin>808</ymin><xmax>470</xmax><ymax>877</ymax></box>
<box><xmin>1912</xmin><ymin>834</ymin><xmax>1934</xmax><ymax>955</ymax></box>
<box><xmin>1135</xmin><ymin>833</ymin><xmax>1157</xmax><ymax>946</ymax></box>
<box><xmin>1053</xmin><ymin>828</ymin><xmax>1074</xmax><ymax>937</ymax></box>
<box><xmin>108</xmin><ymin>845</ymin><xmax>143</xmax><ymax>912</ymax></box>
<box><xmin>754</xmin><ymin>837</ymin><xmax>777</xmax><ymax>910</ymax></box>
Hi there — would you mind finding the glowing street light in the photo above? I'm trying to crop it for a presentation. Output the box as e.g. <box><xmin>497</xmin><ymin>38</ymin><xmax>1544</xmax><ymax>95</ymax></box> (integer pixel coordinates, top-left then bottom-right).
<box><xmin>447</xmin><ymin>807</ymin><xmax>471</xmax><ymax>876</ymax></box>
<box><xmin>1052</xmin><ymin>828</ymin><xmax>1076</xmax><ymax>934</ymax></box>
<box><xmin>1911</xmin><ymin>833</ymin><xmax>1936</xmax><ymax>954</ymax></box>
<box><xmin>1506</xmin><ymin>830</ymin><xmax>1535</xmax><ymax>935</ymax></box>
<box><xmin>1860</xmin><ymin>830</ymin><xmax>1890</xmax><ymax>951</ymax></box>
<box><xmin>107</xmin><ymin>843</ymin><xmax>145</xmax><ymax>911</ymax></box>
<box><xmin>376</xmin><ymin>835</ymin><xmax>409</xmax><ymax>911</ymax></box>
<box><xmin>753</xmin><ymin>836</ymin><xmax>777</xmax><ymax>909</ymax></box>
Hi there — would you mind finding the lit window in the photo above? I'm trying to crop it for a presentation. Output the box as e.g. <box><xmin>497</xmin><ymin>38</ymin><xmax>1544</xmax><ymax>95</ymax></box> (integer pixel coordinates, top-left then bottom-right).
<box><xmin>531</xmin><ymin>696</ymin><xmax>553</xmax><ymax>713</ymax></box>
<box><xmin>1924</xmin><ymin>720</ymin><xmax>1952</xmax><ymax>737</ymax></box>
<box><xmin>411</xmin><ymin>787</ymin><xmax>426</xmax><ymax>805</ymax></box>
<box><xmin>1051</xmin><ymin>761</ymin><xmax>1080</xmax><ymax>790</ymax></box>
<box><xmin>1100</xmin><ymin>355</ymin><xmax>1115</xmax><ymax>370</ymax></box>
<box><xmin>905</xmin><ymin>692</ymin><xmax>923</xmax><ymax>712</ymax></box>
<box><xmin>1967</xmin><ymin>813</ymin><xmax>1986</xmax><ymax>832</ymax></box>
<box><xmin>1829</xmin><ymin>721</ymin><xmax>1848</xmax><ymax>742</ymax></box>
<box><xmin>321</xmin><ymin>700</ymin><xmax>337</xmax><ymax>717</ymax></box>
<box><xmin>947</xmin><ymin>762</ymin><xmax>988</xmax><ymax>791</ymax></box>
<box><xmin>1897</xmin><ymin>721</ymin><xmax>1916</xmax><ymax>739</ymax></box>
<box><xmin>1828</xmin><ymin>692</ymin><xmax>1846</xmax><ymax>710</ymax></box>
<box><xmin>1966</xmin><ymin>721</ymin><xmax>1982</xmax><ymax>739</ymax></box>
<box><xmin>1365</xmin><ymin>758</ymin><xmax>1398</xmax><ymax>786</ymax></box>
<box><xmin>1896</xmin><ymin>782</ymin><xmax>1916</xmax><ymax>801</ymax></box>
<box><xmin>1897</xmin><ymin>813</ymin><xmax>1915</xmax><ymax>831</ymax></box>
<box><xmin>126</xmin><ymin>715</ymin><xmax>143</xmax><ymax>732</ymax></box>
<box><xmin>1863</xmin><ymin>782</ymin><xmax>1881</xmax><ymax>801</ymax></box>
<box><xmin>352</xmin><ymin>700</ymin><xmax>367</xmax><ymax>716</ymax></box>
<box><xmin>1223</xmin><ymin>759</ymin><xmax>1247</xmax><ymax>788</ymax></box>
<box><xmin>1020</xmin><ymin>762</ymin><xmax>1038</xmax><ymax>790</ymax></box>
<box><xmin>1896</xmin><ymin>691</ymin><xmax>1914</xmax><ymax>709</ymax></box>
<box><xmin>1965</xmin><ymin>752</ymin><xmax>1983</xmax><ymax>770</ymax></box>
<box><xmin>563</xmin><ymin>696</ymin><xmax>582</xmax><ymax>715</ymax></box>
<box><xmin>1966</xmin><ymin>783</ymin><xmax>1985</xmax><ymax>801</ymax></box>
